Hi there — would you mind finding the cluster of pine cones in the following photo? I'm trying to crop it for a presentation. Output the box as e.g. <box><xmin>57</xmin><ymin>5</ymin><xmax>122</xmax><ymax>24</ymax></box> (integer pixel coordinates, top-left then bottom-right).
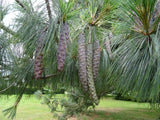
<box><xmin>78</xmin><ymin>27</ymin><xmax>100</xmax><ymax>105</ymax></box>
<box><xmin>34</xmin><ymin>22</ymin><xmax>69</xmax><ymax>79</ymax></box>
<box><xmin>33</xmin><ymin>23</ymin><xmax>105</xmax><ymax>105</ymax></box>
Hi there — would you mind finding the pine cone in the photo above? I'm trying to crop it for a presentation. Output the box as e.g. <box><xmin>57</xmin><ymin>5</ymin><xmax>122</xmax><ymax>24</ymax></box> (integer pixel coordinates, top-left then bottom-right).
<box><xmin>78</xmin><ymin>31</ymin><xmax>88</xmax><ymax>92</ymax></box>
<box><xmin>64</xmin><ymin>22</ymin><xmax>69</xmax><ymax>43</ymax></box>
<box><xmin>108</xmin><ymin>32</ymin><xmax>113</xmax><ymax>40</ymax></box>
<box><xmin>57</xmin><ymin>23</ymin><xmax>67</xmax><ymax>72</ymax></box>
<box><xmin>87</xmin><ymin>43</ymin><xmax>99</xmax><ymax>105</ymax></box>
<box><xmin>92</xmin><ymin>40</ymin><xmax>100</xmax><ymax>82</ymax></box>
<box><xmin>34</xmin><ymin>31</ymin><xmax>46</xmax><ymax>80</ymax></box>
<box><xmin>105</xmin><ymin>32</ymin><xmax>113</xmax><ymax>58</ymax></box>
<box><xmin>152</xmin><ymin>1</ymin><xmax>160</xmax><ymax>21</ymax></box>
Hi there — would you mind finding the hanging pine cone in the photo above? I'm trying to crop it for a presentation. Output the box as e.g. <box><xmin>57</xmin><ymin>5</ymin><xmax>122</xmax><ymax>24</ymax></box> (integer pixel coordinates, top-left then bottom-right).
<box><xmin>64</xmin><ymin>22</ymin><xmax>69</xmax><ymax>43</ymax></box>
<box><xmin>57</xmin><ymin>23</ymin><xmax>67</xmax><ymax>72</ymax></box>
<box><xmin>87</xmin><ymin>43</ymin><xmax>99</xmax><ymax>105</ymax></box>
<box><xmin>92</xmin><ymin>40</ymin><xmax>100</xmax><ymax>82</ymax></box>
<box><xmin>105</xmin><ymin>32</ymin><xmax>113</xmax><ymax>58</ymax></box>
<box><xmin>34</xmin><ymin>30</ymin><xmax>46</xmax><ymax>80</ymax></box>
<box><xmin>108</xmin><ymin>32</ymin><xmax>113</xmax><ymax>40</ymax></box>
<box><xmin>152</xmin><ymin>1</ymin><xmax>160</xmax><ymax>21</ymax></box>
<box><xmin>78</xmin><ymin>31</ymin><xmax>88</xmax><ymax>92</ymax></box>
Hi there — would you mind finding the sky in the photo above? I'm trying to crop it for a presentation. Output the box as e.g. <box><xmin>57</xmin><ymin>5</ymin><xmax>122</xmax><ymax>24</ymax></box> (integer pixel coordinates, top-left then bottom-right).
<box><xmin>1</xmin><ymin>0</ymin><xmax>69</xmax><ymax>26</ymax></box>
<box><xmin>1</xmin><ymin>0</ymin><xmax>45</xmax><ymax>26</ymax></box>
<box><xmin>1</xmin><ymin>0</ymin><xmax>15</xmax><ymax>26</ymax></box>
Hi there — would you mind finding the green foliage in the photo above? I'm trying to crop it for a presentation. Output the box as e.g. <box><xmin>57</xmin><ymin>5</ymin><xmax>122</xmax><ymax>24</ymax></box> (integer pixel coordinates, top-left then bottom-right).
<box><xmin>108</xmin><ymin>0</ymin><xmax>160</xmax><ymax>102</ymax></box>
<box><xmin>122</xmin><ymin>0</ymin><xmax>159</xmax><ymax>35</ymax></box>
<box><xmin>53</xmin><ymin>0</ymin><xmax>80</xmax><ymax>22</ymax></box>
<box><xmin>34</xmin><ymin>90</ymin><xmax>96</xmax><ymax>120</ymax></box>
<box><xmin>0</xmin><ymin>0</ymin><xmax>159</xmax><ymax>119</ymax></box>
<box><xmin>0</xmin><ymin>4</ymin><xmax>9</xmax><ymax>21</ymax></box>
<box><xmin>3</xmin><ymin>106</ymin><xmax>17</xmax><ymax>120</ymax></box>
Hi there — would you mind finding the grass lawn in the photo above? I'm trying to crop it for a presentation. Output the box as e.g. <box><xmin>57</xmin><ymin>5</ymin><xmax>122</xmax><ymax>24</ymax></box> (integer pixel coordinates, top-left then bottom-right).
<box><xmin>0</xmin><ymin>95</ymin><xmax>159</xmax><ymax>120</ymax></box>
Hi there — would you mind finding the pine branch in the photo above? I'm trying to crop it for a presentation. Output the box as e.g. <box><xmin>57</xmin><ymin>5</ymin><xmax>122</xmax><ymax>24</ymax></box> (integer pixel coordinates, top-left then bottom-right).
<box><xmin>33</xmin><ymin>73</ymin><xmax>58</xmax><ymax>80</ymax></box>
<box><xmin>0</xmin><ymin>82</ymin><xmax>15</xmax><ymax>93</ymax></box>
<box><xmin>4</xmin><ymin>73</ymin><xmax>58</xmax><ymax>80</ymax></box>
<box><xmin>2</xmin><ymin>75</ymin><xmax>9</xmax><ymax>78</ymax></box>
<box><xmin>15</xmin><ymin>0</ymin><xmax>27</xmax><ymax>11</ymax></box>
<box><xmin>13</xmin><ymin>83</ymin><xmax>28</xmax><ymax>107</ymax></box>
<box><xmin>3</xmin><ymin>83</ymin><xmax>27</xmax><ymax>119</ymax></box>
<box><xmin>45</xmin><ymin>0</ymin><xmax>52</xmax><ymax>20</ymax></box>
<box><xmin>14</xmin><ymin>91</ymin><xmax>24</xmax><ymax>107</ymax></box>
<box><xmin>0</xmin><ymin>22</ymin><xmax>16</xmax><ymax>35</ymax></box>
<box><xmin>43</xmin><ymin>73</ymin><xmax>58</xmax><ymax>79</ymax></box>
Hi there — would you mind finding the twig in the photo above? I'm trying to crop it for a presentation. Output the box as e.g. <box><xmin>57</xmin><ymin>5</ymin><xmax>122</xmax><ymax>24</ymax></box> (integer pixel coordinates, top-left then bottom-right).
<box><xmin>147</xmin><ymin>35</ymin><xmax>152</xmax><ymax>45</ymax></box>
<box><xmin>45</xmin><ymin>0</ymin><xmax>52</xmax><ymax>20</ymax></box>
<box><xmin>33</xmin><ymin>73</ymin><xmax>58</xmax><ymax>80</ymax></box>
<box><xmin>15</xmin><ymin>0</ymin><xmax>27</xmax><ymax>11</ymax></box>
<box><xmin>42</xmin><ymin>73</ymin><xmax>58</xmax><ymax>79</ymax></box>
<box><xmin>2</xmin><ymin>75</ymin><xmax>10</xmax><ymax>78</ymax></box>
<box><xmin>14</xmin><ymin>83</ymin><xmax>27</xmax><ymax>107</ymax></box>
<box><xmin>0</xmin><ymin>82</ymin><xmax>15</xmax><ymax>93</ymax></box>
<box><xmin>0</xmin><ymin>22</ymin><xmax>16</xmax><ymax>35</ymax></box>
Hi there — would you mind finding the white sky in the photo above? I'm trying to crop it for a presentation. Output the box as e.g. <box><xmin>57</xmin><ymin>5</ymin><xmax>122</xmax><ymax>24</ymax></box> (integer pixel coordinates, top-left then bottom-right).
<box><xmin>1</xmin><ymin>0</ymin><xmax>69</xmax><ymax>27</ymax></box>
<box><xmin>1</xmin><ymin>0</ymin><xmax>15</xmax><ymax>26</ymax></box>
<box><xmin>1</xmin><ymin>0</ymin><xmax>46</xmax><ymax>26</ymax></box>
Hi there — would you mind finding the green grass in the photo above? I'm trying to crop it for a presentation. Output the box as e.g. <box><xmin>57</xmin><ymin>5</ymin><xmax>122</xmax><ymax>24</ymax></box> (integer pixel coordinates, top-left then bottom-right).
<box><xmin>98</xmin><ymin>97</ymin><xmax>150</xmax><ymax>109</ymax></box>
<box><xmin>0</xmin><ymin>95</ymin><xmax>160</xmax><ymax>120</ymax></box>
<box><xmin>79</xmin><ymin>97</ymin><xmax>160</xmax><ymax>120</ymax></box>
<box><xmin>0</xmin><ymin>95</ymin><xmax>54</xmax><ymax>120</ymax></box>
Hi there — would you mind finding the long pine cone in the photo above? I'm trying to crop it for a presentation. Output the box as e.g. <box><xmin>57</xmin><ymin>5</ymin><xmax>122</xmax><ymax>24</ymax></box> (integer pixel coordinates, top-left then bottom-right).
<box><xmin>78</xmin><ymin>31</ymin><xmax>88</xmax><ymax>92</ymax></box>
<box><xmin>87</xmin><ymin>43</ymin><xmax>99</xmax><ymax>105</ymax></box>
<box><xmin>64</xmin><ymin>22</ymin><xmax>69</xmax><ymax>43</ymax></box>
<box><xmin>34</xmin><ymin>30</ymin><xmax>46</xmax><ymax>80</ymax></box>
<box><xmin>105</xmin><ymin>32</ymin><xmax>113</xmax><ymax>58</ymax></box>
<box><xmin>152</xmin><ymin>1</ymin><xmax>160</xmax><ymax>21</ymax></box>
<box><xmin>57</xmin><ymin>23</ymin><xmax>67</xmax><ymax>72</ymax></box>
<box><xmin>92</xmin><ymin>40</ymin><xmax>100</xmax><ymax>82</ymax></box>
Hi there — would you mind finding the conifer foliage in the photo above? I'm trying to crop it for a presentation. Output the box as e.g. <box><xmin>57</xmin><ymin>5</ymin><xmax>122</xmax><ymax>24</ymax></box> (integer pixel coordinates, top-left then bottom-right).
<box><xmin>0</xmin><ymin>0</ymin><xmax>160</xmax><ymax>119</ymax></box>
